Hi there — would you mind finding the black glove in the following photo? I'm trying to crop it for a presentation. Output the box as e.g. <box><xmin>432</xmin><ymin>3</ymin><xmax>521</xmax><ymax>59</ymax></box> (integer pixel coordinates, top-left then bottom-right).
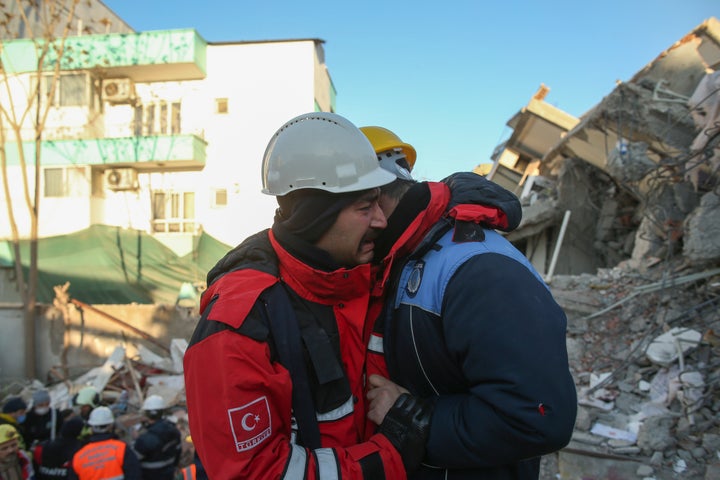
<box><xmin>377</xmin><ymin>393</ymin><xmax>433</xmax><ymax>473</ymax></box>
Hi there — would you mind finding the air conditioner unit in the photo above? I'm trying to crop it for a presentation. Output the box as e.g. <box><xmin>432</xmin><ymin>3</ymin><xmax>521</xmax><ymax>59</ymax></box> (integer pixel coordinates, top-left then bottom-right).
<box><xmin>103</xmin><ymin>78</ymin><xmax>134</xmax><ymax>104</ymax></box>
<box><xmin>105</xmin><ymin>168</ymin><xmax>138</xmax><ymax>191</ymax></box>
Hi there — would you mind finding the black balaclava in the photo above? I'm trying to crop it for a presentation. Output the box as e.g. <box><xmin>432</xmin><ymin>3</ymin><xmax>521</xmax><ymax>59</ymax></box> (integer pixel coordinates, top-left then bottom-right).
<box><xmin>372</xmin><ymin>182</ymin><xmax>431</xmax><ymax>262</ymax></box>
<box><xmin>272</xmin><ymin>188</ymin><xmax>368</xmax><ymax>270</ymax></box>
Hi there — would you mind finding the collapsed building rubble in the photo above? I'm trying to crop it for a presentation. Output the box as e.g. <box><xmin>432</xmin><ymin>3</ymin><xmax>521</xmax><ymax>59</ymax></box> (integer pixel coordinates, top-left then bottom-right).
<box><xmin>0</xmin><ymin>340</ymin><xmax>196</xmax><ymax>470</ymax></box>
<box><xmin>4</xmin><ymin>259</ymin><xmax>719</xmax><ymax>479</ymax></box>
<box><xmin>486</xmin><ymin>17</ymin><xmax>720</xmax><ymax>480</ymax></box>
<box><xmin>546</xmin><ymin>260</ymin><xmax>720</xmax><ymax>480</ymax></box>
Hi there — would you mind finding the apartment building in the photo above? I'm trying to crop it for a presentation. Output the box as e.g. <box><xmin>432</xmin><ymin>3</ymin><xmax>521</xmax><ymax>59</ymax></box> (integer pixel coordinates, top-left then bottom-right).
<box><xmin>1</xmin><ymin>18</ymin><xmax>335</xmax><ymax>256</ymax></box>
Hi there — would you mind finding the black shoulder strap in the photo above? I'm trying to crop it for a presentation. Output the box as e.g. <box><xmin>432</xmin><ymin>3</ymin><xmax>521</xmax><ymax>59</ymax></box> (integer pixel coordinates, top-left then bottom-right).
<box><xmin>261</xmin><ymin>282</ymin><xmax>322</xmax><ymax>450</ymax></box>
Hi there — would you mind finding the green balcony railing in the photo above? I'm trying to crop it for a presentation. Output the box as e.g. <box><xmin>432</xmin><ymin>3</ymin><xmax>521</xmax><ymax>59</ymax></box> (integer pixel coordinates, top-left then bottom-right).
<box><xmin>1</xmin><ymin>29</ymin><xmax>206</xmax><ymax>80</ymax></box>
<box><xmin>2</xmin><ymin>135</ymin><xmax>207</xmax><ymax>169</ymax></box>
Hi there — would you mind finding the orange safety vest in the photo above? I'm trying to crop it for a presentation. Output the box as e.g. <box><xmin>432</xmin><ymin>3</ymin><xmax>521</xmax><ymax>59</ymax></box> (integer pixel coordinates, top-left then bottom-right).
<box><xmin>72</xmin><ymin>438</ymin><xmax>127</xmax><ymax>480</ymax></box>
<box><xmin>179</xmin><ymin>464</ymin><xmax>196</xmax><ymax>480</ymax></box>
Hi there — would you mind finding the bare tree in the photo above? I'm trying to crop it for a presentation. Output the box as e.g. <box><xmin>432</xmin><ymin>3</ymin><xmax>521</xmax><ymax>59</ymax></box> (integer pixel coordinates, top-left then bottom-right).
<box><xmin>0</xmin><ymin>0</ymin><xmax>81</xmax><ymax>378</ymax></box>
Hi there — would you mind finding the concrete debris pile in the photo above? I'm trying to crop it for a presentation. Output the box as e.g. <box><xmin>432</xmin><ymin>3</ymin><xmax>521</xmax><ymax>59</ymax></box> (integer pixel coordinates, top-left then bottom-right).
<box><xmin>0</xmin><ymin>342</ymin><xmax>195</xmax><ymax>469</ymax></box>
<box><xmin>547</xmin><ymin>258</ymin><xmax>720</xmax><ymax>480</ymax></box>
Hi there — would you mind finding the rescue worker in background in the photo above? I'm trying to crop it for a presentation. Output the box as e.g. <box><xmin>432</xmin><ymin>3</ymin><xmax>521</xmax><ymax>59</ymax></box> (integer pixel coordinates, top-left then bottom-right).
<box><xmin>32</xmin><ymin>416</ymin><xmax>84</xmax><ymax>480</ymax></box>
<box><xmin>173</xmin><ymin>452</ymin><xmax>207</xmax><ymax>480</ymax></box>
<box><xmin>0</xmin><ymin>424</ymin><xmax>34</xmax><ymax>480</ymax></box>
<box><xmin>184</xmin><ymin>112</ymin><xmax>432</xmax><ymax>480</ymax></box>
<box><xmin>68</xmin><ymin>407</ymin><xmax>140</xmax><ymax>480</ymax></box>
<box><xmin>70</xmin><ymin>387</ymin><xmax>100</xmax><ymax>442</ymax></box>
<box><xmin>174</xmin><ymin>455</ymin><xmax>206</xmax><ymax>480</ymax></box>
<box><xmin>133</xmin><ymin>395</ymin><xmax>181</xmax><ymax>480</ymax></box>
<box><xmin>0</xmin><ymin>397</ymin><xmax>29</xmax><ymax>450</ymax></box>
<box><xmin>71</xmin><ymin>388</ymin><xmax>100</xmax><ymax>423</ymax></box>
<box><xmin>25</xmin><ymin>390</ymin><xmax>63</xmax><ymax>447</ymax></box>
<box><xmin>360</xmin><ymin>126</ymin><xmax>578</xmax><ymax>480</ymax></box>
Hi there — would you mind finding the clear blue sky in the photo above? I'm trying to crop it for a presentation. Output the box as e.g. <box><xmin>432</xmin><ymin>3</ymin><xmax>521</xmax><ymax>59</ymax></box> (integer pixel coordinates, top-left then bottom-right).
<box><xmin>103</xmin><ymin>0</ymin><xmax>718</xmax><ymax>181</ymax></box>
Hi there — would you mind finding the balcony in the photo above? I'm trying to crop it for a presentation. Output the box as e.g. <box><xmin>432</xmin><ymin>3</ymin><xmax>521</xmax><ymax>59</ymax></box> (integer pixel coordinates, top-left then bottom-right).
<box><xmin>1</xmin><ymin>29</ymin><xmax>207</xmax><ymax>82</ymax></box>
<box><xmin>4</xmin><ymin>135</ymin><xmax>207</xmax><ymax>172</ymax></box>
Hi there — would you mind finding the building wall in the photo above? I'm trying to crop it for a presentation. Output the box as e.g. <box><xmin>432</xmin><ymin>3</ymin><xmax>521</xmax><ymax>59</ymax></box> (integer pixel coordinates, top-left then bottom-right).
<box><xmin>1</xmin><ymin>0</ymin><xmax>134</xmax><ymax>40</ymax></box>
<box><xmin>0</xmin><ymin>302</ymin><xmax>197</xmax><ymax>383</ymax></box>
<box><xmin>197</xmin><ymin>41</ymin><xmax>319</xmax><ymax>246</ymax></box>
<box><xmin>0</xmin><ymin>305</ymin><xmax>25</xmax><ymax>381</ymax></box>
<box><xmin>0</xmin><ymin>38</ymin><xmax>332</xmax><ymax>252</ymax></box>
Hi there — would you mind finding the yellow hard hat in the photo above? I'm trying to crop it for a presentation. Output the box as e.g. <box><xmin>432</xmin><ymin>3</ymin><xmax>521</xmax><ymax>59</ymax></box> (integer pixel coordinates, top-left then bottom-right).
<box><xmin>0</xmin><ymin>424</ymin><xmax>19</xmax><ymax>445</ymax></box>
<box><xmin>359</xmin><ymin>126</ymin><xmax>416</xmax><ymax>170</ymax></box>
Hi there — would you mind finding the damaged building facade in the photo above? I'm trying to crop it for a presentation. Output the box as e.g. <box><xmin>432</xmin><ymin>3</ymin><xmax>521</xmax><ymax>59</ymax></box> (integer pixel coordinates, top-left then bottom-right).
<box><xmin>487</xmin><ymin>17</ymin><xmax>720</xmax><ymax>278</ymax></box>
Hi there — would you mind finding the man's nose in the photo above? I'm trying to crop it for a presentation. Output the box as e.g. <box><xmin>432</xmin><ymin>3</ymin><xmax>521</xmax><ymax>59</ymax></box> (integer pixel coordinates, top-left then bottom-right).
<box><xmin>370</xmin><ymin>202</ymin><xmax>387</xmax><ymax>229</ymax></box>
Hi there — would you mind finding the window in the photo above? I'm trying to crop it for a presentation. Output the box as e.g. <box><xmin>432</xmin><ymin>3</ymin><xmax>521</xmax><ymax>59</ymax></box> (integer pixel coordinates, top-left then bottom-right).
<box><xmin>215</xmin><ymin>98</ymin><xmax>228</xmax><ymax>114</ymax></box>
<box><xmin>152</xmin><ymin>191</ymin><xmax>197</xmax><ymax>233</ymax></box>
<box><xmin>43</xmin><ymin>167</ymin><xmax>86</xmax><ymax>197</ymax></box>
<box><xmin>133</xmin><ymin>105</ymin><xmax>143</xmax><ymax>136</ymax></box>
<box><xmin>211</xmin><ymin>188</ymin><xmax>228</xmax><ymax>208</ymax></box>
<box><xmin>171</xmin><ymin>102</ymin><xmax>181</xmax><ymax>134</ymax></box>
<box><xmin>134</xmin><ymin>101</ymin><xmax>182</xmax><ymax>135</ymax></box>
<box><xmin>159</xmin><ymin>102</ymin><xmax>168</xmax><ymax>134</ymax></box>
<box><xmin>145</xmin><ymin>104</ymin><xmax>155</xmax><ymax>135</ymax></box>
<box><xmin>44</xmin><ymin>168</ymin><xmax>65</xmax><ymax>197</ymax></box>
<box><xmin>58</xmin><ymin>74</ymin><xmax>86</xmax><ymax>106</ymax></box>
<box><xmin>36</xmin><ymin>73</ymin><xmax>92</xmax><ymax>107</ymax></box>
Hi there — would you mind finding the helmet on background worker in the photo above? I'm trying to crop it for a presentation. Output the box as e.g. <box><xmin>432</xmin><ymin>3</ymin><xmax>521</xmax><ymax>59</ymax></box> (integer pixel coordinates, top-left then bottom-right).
<box><xmin>360</xmin><ymin>126</ymin><xmax>416</xmax><ymax>181</ymax></box>
<box><xmin>0</xmin><ymin>424</ymin><xmax>19</xmax><ymax>446</ymax></box>
<box><xmin>141</xmin><ymin>395</ymin><xmax>166</xmax><ymax>421</ymax></box>
<box><xmin>74</xmin><ymin>387</ymin><xmax>100</xmax><ymax>408</ymax></box>
<box><xmin>87</xmin><ymin>406</ymin><xmax>115</xmax><ymax>433</ymax></box>
<box><xmin>73</xmin><ymin>386</ymin><xmax>101</xmax><ymax>421</ymax></box>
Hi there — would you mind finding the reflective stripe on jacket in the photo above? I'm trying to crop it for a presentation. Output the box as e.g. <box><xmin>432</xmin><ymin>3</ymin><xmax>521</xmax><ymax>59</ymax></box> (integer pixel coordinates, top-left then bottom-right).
<box><xmin>178</xmin><ymin>464</ymin><xmax>195</xmax><ymax>480</ymax></box>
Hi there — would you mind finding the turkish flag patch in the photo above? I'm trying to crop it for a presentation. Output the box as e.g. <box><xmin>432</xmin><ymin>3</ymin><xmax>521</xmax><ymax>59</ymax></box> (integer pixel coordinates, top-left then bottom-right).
<box><xmin>228</xmin><ymin>396</ymin><xmax>272</xmax><ymax>452</ymax></box>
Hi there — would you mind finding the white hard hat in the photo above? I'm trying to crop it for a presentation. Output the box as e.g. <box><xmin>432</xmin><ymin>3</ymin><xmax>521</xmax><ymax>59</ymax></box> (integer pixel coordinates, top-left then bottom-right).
<box><xmin>142</xmin><ymin>395</ymin><xmax>165</xmax><ymax>411</ymax></box>
<box><xmin>87</xmin><ymin>406</ymin><xmax>114</xmax><ymax>426</ymax></box>
<box><xmin>261</xmin><ymin>112</ymin><xmax>395</xmax><ymax>196</ymax></box>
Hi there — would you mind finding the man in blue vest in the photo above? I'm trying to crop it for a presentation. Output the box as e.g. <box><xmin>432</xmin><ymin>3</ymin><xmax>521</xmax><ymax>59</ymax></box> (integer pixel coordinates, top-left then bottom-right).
<box><xmin>361</xmin><ymin>126</ymin><xmax>578</xmax><ymax>480</ymax></box>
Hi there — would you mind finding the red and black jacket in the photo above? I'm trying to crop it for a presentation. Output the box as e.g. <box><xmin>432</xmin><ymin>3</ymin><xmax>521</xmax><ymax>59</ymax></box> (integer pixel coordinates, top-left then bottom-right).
<box><xmin>184</xmin><ymin>230</ymin><xmax>407</xmax><ymax>480</ymax></box>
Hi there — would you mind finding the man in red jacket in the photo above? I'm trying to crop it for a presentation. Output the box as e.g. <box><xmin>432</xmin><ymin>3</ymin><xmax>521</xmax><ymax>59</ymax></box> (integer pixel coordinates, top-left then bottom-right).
<box><xmin>184</xmin><ymin>112</ymin><xmax>432</xmax><ymax>480</ymax></box>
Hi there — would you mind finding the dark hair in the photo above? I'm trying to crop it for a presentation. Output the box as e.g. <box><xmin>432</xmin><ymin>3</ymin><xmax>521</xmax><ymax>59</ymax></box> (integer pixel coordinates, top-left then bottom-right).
<box><xmin>380</xmin><ymin>178</ymin><xmax>416</xmax><ymax>202</ymax></box>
